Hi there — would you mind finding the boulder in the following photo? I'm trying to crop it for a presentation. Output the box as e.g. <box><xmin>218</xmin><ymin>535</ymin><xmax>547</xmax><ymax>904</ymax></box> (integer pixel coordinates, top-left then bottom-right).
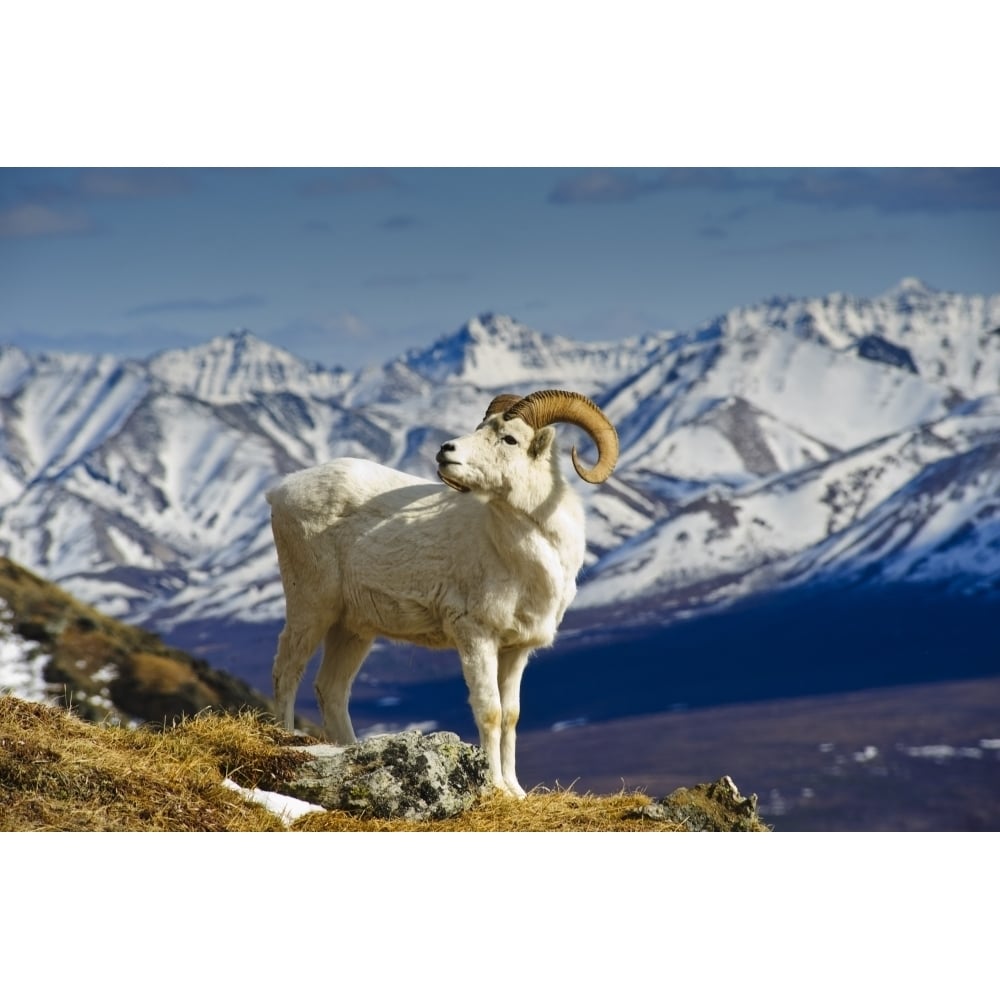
<box><xmin>267</xmin><ymin>730</ymin><xmax>489</xmax><ymax>820</ymax></box>
<box><xmin>626</xmin><ymin>775</ymin><xmax>768</xmax><ymax>832</ymax></box>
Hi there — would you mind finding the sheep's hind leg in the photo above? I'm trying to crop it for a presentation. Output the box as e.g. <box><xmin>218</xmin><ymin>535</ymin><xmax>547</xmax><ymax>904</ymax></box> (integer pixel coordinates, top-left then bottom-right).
<box><xmin>498</xmin><ymin>647</ymin><xmax>531</xmax><ymax>799</ymax></box>
<box><xmin>272</xmin><ymin>616</ymin><xmax>330</xmax><ymax>731</ymax></box>
<box><xmin>314</xmin><ymin>623</ymin><xmax>373</xmax><ymax>744</ymax></box>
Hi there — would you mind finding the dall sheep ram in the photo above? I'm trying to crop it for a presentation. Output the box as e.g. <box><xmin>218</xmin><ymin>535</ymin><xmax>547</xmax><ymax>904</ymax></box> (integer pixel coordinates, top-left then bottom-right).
<box><xmin>266</xmin><ymin>388</ymin><xmax>618</xmax><ymax>797</ymax></box>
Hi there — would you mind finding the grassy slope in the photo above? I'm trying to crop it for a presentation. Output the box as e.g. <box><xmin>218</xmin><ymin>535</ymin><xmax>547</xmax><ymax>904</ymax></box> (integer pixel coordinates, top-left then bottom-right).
<box><xmin>0</xmin><ymin>695</ymin><xmax>304</xmax><ymax>831</ymax></box>
<box><xmin>0</xmin><ymin>556</ymin><xmax>276</xmax><ymax>726</ymax></box>
<box><xmin>0</xmin><ymin>694</ymin><xmax>770</xmax><ymax>832</ymax></box>
<box><xmin>0</xmin><ymin>556</ymin><xmax>769</xmax><ymax>832</ymax></box>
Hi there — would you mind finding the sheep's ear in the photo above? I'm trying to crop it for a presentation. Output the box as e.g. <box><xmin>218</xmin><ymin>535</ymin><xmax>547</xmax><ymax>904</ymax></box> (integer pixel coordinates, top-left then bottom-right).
<box><xmin>529</xmin><ymin>426</ymin><xmax>556</xmax><ymax>459</ymax></box>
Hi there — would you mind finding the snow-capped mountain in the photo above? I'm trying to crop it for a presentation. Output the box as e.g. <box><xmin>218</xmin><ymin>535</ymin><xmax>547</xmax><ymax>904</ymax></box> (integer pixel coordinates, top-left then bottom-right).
<box><xmin>575</xmin><ymin>398</ymin><xmax>1000</xmax><ymax>621</ymax></box>
<box><xmin>1</xmin><ymin>279</ymin><xmax>999</xmax><ymax>684</ymax></box>
<box><xmin>402</xmin><ymin>312</ymin><xmax>661</xmax><ymax>391</ymax></box>
<box><xmin>147</xmin><ymin>330</ymin><xmax>352</xmax><ymax>403</ymax></box>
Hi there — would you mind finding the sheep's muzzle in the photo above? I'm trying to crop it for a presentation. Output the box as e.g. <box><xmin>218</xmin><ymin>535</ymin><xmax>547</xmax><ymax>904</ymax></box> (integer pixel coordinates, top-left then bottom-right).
<box><xmin>437</xmin><ymin>468</ymin><xmax>470</xmax><ymax>492</ymax></box>
<box><xmin>436</xmin><ymin>444</ymin><xmax>470</xmax><ymax>492</ymax></box>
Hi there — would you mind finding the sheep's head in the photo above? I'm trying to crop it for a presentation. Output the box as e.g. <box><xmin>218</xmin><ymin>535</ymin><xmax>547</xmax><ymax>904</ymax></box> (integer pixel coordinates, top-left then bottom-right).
<box><xmin>435</xmin><ymin>389</ymin><xmax>619</xmax><ymax>499</ymax></box>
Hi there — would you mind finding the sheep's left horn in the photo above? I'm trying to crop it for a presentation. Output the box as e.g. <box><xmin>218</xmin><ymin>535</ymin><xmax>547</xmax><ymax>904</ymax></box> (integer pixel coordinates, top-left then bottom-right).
<box><xmin>484</xmin><ymin>394</ymin><xmax>523</xmax><ymax>420</ymax></box>
<box><xmin>503</xmin><ymin>389</ymin><xmax>619</xmax><ymax>484</ymax></box>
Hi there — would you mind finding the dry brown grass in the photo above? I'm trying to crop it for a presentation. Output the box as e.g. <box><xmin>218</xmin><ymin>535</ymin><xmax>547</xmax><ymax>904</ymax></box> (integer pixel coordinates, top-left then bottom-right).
<box><xmin>291</xmin><ymin>786</ymin><xmax>681</xmax><ymax>832</ymax></box>
<box><xmin>0</xmin><ymin>695</ymin><xmax>309</xmax><ymax>831</ymax></box>
<box><xmin>0</xmin><ymin>694</ymin><xmax>704</xmax><ymax>832</ymax></box>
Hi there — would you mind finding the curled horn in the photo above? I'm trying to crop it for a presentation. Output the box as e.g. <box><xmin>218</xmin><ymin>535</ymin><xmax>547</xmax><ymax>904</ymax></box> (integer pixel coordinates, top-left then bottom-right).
<box><xmin>503</xmin><ymin>389</ymin><xmax>619</xmax><ymax>484</ymax></box>
<box><xmin>483</xmin><ymin>394</ymin><xmax>523</xmax><ymax>419</ymax></box>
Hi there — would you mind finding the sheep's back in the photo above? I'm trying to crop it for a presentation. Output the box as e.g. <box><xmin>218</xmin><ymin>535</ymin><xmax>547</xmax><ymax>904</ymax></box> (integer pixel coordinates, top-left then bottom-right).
<box><xmin>267</xmin><ymin>457</ymin><xmax>435</xmax><ymax>530</ymax></box>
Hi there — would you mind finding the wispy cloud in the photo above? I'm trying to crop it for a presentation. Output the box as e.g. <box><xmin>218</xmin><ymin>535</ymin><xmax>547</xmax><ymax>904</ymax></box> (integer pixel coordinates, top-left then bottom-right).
<box><xmin>549</xmin><ymin>167</ymin><xmax>1000</xmax><ymax>213</ymax></box>
<box><xmin>76</xmin><ymin>168</ymin><xmax>192</xmax><ymax>199</ymax></box>
<box><xmin>0</xmin><ymin>202</ymin><xmax>97</xmax><ymax>238</ymax></box>
<box><xmin>272</xmin><ymin>312</ymin><xmax>382</xmax><ymax>365</ymax></box>
<box><xmin>548</xmin><ymin>168</ymin><xmax>753</xmax><ymax>205</ymax></box>
<box><xmin>307</xmin><ymin>212</ymin><xmax>422</xmax><ymax>233</ymax></box>
<box><xmin>299</xmin><ymin>169</ymin><xmax>401</xmax><ymax>196</ymax></box>
<box><xmin>362</xmin><ymin>270</ymin><xmax>470</xmax><ymax>288</ymax></box>
<box><xmin>775</xmin><ymin>168</ymin><xmax>1000</xmax><ymax>213</ymax></box>
<box><xmin>697</xmin><ymin>204</ymin><xmax>759</xmax><ymax>240</ymax></box>
<box><xmin>126</xmin><ymin>293</ymin><xmax>267</xmax><ymax>317</ymax></box>
<box><xmin>568</xmin><ymin>305</ymin><xmax>675</xmax><ymax>340</ymax></box>
<box><xmin>4</xmin><ymin>326</ymin><xmax>196</xmax><ymax>358</ymax></box>
<box><xmin>278</xmin><ymin>311</ymin><xmax>378</xmax><ymax>337</ymax></box>
<box><xmin>327</xmin><ymin>311</ymin><xmax>377</xmax><ymax>338</ymax></box>
<box><xmin>12</xmin><ymin>168</ymin><xmax>191</xmax><ymax>205</ymax></box>
<box><xmin>521</xmin><ymin>297</ymin><xmax>550</xmax><ymax>311</ymax></box>
<box><xmin>380</xmin><ymin>213</ymin><xmax>421</xmax><ymax>230</ymax></box>
<box><xmin>0</xmin><ymin>169</ymin><xmax>193</xmax><ymax>239</ymax></box>
<box><xmin>548</xmin><ymin>169</ymin><xmax>654</xmax><ymax>204</ymax></box>
<box><xmin>717</xmin><ymin>230</ymin><xmax>908</xmax><ymax>257</ymax></box>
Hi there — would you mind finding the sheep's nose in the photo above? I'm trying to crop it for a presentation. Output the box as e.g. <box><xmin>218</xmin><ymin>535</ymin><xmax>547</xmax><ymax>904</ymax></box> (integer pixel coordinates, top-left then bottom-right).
<box><xmin>435</xmin><ymin>442</ymin><xmax>456</xmax><ymax>463</ymax></box>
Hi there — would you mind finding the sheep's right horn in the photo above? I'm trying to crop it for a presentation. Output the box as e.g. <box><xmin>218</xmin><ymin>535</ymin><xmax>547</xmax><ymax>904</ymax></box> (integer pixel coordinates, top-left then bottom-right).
<box><xmin>503</xmin><ymin>389</ymin><xmax>619</xmax><ymax>484</ymax></box>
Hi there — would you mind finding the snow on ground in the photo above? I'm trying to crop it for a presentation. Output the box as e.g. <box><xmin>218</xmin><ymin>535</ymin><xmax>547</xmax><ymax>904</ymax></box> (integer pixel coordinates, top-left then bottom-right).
<box><xmin>0</xmin><ymin>611</ymin><xmax>324</xmax><ymax>825</ymax></box>
<box><xmin>222</xmin><ymin>778</ymin><xmax>325</xmax><ymax>824</ymax></box>
<box><xmin>899</xmin><ymin>744</ymin><xmax>993</xmax><ymax>761</ymax></box>
<box><xmin>0</xmin><ymin>598</ymin><xmax>51</xmax><ymax>704</ymax></box>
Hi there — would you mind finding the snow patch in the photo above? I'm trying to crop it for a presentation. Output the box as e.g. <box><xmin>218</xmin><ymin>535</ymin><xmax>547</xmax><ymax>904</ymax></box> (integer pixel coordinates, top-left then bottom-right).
<box><xmin>0</xmin><ymin>599</ymin><xmax>52</xmax><ymax>704</ymax></box>
<box><xmin>222</xmin><ymin>778</ymin><xmax>325</xmax><ymax>824</ymax></box>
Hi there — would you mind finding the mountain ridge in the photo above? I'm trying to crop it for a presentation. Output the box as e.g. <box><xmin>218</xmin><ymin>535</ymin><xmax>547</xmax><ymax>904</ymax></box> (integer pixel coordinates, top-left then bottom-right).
<box><xmin>2</xmin><ymin>280</ymin><xmax>999</xmax><ymax>707</ymax></box>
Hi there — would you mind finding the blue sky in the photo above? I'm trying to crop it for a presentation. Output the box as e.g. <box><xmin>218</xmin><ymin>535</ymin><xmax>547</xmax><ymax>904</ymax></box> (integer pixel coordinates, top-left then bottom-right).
<box><xmin>2</xmin><ymin>167</ymin><xmax>998</xmax><ymax>371</ymax></box>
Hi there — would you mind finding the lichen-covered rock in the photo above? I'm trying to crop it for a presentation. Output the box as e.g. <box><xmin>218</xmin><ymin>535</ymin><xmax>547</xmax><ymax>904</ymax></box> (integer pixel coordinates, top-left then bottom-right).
<box><xmin>626</xmin><ymin>776</ymin><xmax>768</xmax><ymax>832</ymax></box>
<box><xmin>268</xmin><ymin>731</ymin><xmax>489</xmax><ymax>820</ymax></box>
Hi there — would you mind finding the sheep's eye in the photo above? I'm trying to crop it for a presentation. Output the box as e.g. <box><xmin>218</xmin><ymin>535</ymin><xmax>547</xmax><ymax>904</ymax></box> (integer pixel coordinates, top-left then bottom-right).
<box><xmin>502</xmin><ymin>435</ymin><xmax>518</xmax><ymax>446</ymax></box>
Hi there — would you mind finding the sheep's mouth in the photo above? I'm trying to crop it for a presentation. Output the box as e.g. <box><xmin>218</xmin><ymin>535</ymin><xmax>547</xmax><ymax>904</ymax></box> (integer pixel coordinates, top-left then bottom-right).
<box><xmin>437</xmin><ymin>466</ymin><xmax>470</xmax><ymax>493</ymax></box>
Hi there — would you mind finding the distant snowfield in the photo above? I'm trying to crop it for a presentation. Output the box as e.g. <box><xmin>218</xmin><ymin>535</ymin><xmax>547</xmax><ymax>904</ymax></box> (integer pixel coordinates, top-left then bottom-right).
<box><xmin>0</xmin><ymin>599</ymin><xmax>50</xmax><ymax>704</ymax></box>
<box><xmin>1</xmin><ymin>278</ymin><xmax>999</xmax><ymax>647</ymax></box>
<box><xmin>0</xmin><ymin>599</ymin><xmax>125</xmax><ymax>719</ymax></box>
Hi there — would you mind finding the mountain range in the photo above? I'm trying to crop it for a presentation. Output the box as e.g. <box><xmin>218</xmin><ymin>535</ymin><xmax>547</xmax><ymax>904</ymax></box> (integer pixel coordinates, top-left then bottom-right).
<box><xmin>2</xmin><ymin>277</ymin><xmax>999</xmax><ymax>727</ymax></box>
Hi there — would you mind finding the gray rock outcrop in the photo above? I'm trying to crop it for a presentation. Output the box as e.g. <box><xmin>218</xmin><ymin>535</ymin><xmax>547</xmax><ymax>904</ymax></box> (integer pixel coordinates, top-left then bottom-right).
<box><xmin>267</xmin><ymin>730</ymin><xmax>489</xmax><ymax>820</ymax></box>
<box><xmin>625</xmin><ymin>775</ymin><xmax>768</xmax><ymax>832</ymax></box>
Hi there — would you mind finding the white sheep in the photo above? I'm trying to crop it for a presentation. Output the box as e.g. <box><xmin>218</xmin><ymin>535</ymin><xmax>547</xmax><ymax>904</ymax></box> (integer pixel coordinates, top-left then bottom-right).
<box><xmin>266</xmin><ymin>389</ymin><xmax>618</xmax><ymax>797</ymax></box>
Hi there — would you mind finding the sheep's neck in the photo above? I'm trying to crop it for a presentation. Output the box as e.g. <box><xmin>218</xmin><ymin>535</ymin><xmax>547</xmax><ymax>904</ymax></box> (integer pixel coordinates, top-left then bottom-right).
<box><xmin>487</xmin><ymin>484</ymin><xmax>583</xmax><ymax>574</ymax></box>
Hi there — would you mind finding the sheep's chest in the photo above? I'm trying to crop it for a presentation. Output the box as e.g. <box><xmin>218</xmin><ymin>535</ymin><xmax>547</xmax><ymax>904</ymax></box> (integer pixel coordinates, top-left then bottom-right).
<box><xmin>493</xmin><ymin>525</ymin><xmax>579</xmax><ymax>649</ymax></box>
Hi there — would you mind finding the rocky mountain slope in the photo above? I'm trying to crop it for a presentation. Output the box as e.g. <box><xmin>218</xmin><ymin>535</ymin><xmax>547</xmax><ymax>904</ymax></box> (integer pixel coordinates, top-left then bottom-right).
<box><xmin>1</xmin><ymin>279</ymin><xmax>999</xmax><ymax>707</ymax></box>
<box><xmin>0</xmin><ymin>555</ymin><xmax>276</xmax><ymax>726</ymax></box>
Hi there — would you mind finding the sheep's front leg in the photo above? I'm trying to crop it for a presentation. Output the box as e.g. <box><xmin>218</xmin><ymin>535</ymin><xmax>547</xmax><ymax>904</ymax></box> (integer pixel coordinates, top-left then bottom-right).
<box><xmin>498</xmin><ymin>647</ymin><xmax>531</xmax><ymax>799</ymax></box>
<box><xmin>457</xmin><ymin>639</ymin><xmax>506</xmax><ymax>793</ymax></box>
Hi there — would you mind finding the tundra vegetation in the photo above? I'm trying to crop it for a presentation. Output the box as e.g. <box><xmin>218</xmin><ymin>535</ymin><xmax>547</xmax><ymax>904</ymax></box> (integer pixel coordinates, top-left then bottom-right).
<box><xmin>0</xmin><ymin>696</ymin><xmax>758</xmax><ymax>832</ymax></box>
<box><xmin>0</xmin><ymin>556</ymin><xmax>272</xmax><ymax>726</ymax></box>
<box><xmin>0</xmin><ymin>550</ymin><xmax>769</xmax><ymax>832</ymax></box>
